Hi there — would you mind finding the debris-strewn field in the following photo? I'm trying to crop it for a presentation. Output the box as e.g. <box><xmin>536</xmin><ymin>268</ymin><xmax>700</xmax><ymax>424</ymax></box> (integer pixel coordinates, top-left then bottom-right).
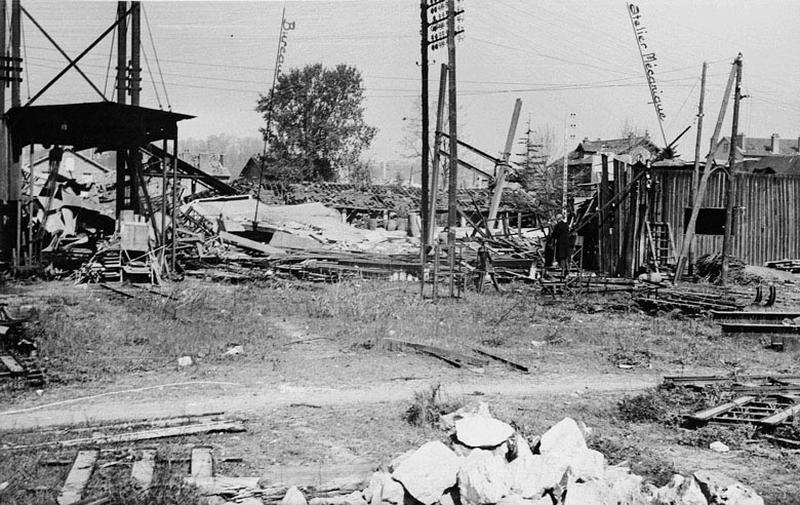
<box><xmin>1</xmin><ymin>278</ymin><xmax>800</xmax><ymax>504</ymax></box>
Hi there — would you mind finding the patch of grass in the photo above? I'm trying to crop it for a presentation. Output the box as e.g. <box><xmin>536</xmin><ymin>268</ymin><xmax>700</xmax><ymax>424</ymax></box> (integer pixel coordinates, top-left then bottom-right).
<box><xmin>403</xmin><ymin>384</ymin><xmax>464</xmax><ymax>427</ymax></box>
<box><xmin>99</xmin><ymin>470</ymin><xmax>207</xmax><ymax>505</ymax></box>
<box><xmin>617</xmin><ymin>384</ymin><xmax>726</xmax><ymax>426</ymax></box>
<box><xmin>676</xmin><ymin>424</ymin><xmax>756</xmax><ymax>449</ymax></box>
<box><xmin>588</xmin><ymin>434</ymin><xmax>677</xmax><ymax>487</ymax></box>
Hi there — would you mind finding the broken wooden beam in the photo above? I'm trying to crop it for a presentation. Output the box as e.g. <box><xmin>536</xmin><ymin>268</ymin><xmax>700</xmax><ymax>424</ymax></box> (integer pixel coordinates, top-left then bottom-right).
<box><xmin>219</xmin><ymin>231</ymin><xmax>285</xmax><ymax>257</ymax></box>
<box><xmin>191</xmin><ymin>447</ymin><xmax>214</xmax><ymax>479</ymax></box>
<box><xmin>690</xmin><ymin>396</ymin><xmax>755</xmax><ymax>422</ymax></box>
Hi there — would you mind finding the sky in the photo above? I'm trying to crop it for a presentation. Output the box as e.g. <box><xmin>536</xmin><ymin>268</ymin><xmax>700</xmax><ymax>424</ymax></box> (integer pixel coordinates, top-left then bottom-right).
<box><xmin>14</xmin><ymin>0</ymin><xmax>800</xmax><ymax>167</ymax></box>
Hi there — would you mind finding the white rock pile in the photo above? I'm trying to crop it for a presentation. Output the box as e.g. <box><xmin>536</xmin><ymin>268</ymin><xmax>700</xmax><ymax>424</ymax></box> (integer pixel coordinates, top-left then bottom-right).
<box><xmin>283</xmin><ymin>404</ymin><xmax>764</xmax><ymax>505</ymax></box>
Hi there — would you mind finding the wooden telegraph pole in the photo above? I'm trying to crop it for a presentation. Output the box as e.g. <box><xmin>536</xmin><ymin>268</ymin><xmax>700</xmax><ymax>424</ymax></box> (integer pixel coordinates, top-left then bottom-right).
<box><xmin>115</xmin><ymin>1</ymin><xmax>128</xmax><ymax>218</ymax></box>
<box><xmin>674</xmin><ymin>56</ymin><xmax>738</xmax><ymax>282</ymax></box>
<box><xmin>688</xmin><ymin>62</ymin><xmax>707</xmax><ymax>275</ymax></box>
<box><xmin>445</xmin><ymin>0</ymin><xmax>458</xmax><ymax>297</ymax></box>
<box><xmin>721</xmin><ymin>54</ymin><xmax>743</xmax><ymax>285</ymax></box>
<box><xmin>419</xmin><ymin>0</ymin><xmax>430</xmax><ymax>285</ymax></box>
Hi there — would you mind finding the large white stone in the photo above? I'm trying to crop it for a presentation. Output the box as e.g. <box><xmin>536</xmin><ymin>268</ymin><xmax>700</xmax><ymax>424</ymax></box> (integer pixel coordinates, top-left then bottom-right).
<box><xmin>654</xmin><ymin>474</ymin><xmax>707</xmax><ymax>505</ymax></box>
<box><xmin>538</xmin><ymin>418</ymin><xmax>587</xmax><ymax>457</ymax></box>
<box><xmin>458</xmin><ymin>449</ymin><xmax>512</xmax><ymax>505</ymax></box>
<box><xmin>281</xmin><ymin>486</ymin><xmax>308</xmax><ymax>505</ymax></box>
<box><xmin>508</xmin><ymin>453</ymin><xmax>549</xmax><ymax>499</ymax></box>
<box><xmin>392</xmin><ymin>441</ymin><xmax>461</xmax><ymax>505</ymax></box>
<box><xmin>562</xmin><ymin>480</ymin><xmax>608</xmax><ymax>505</ymax></box>
<box><xmin>694</xmin><ymin>471</ymin><xmax>763</xmax><ymax>505</ymax></box>
<box><xmin>556</xmin><ymin>449</ymin><xmax>605</xmax><ymax>482</ymax></box>
<box><xmin>456</xmin><ymin>416</ymin><xmax>515</xmax><ymax>448</ymax></box>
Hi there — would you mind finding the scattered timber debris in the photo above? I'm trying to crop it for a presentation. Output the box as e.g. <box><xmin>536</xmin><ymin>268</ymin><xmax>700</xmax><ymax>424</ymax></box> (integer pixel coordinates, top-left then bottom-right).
<box><xmin>667</xmin><ymin>375</ymin><xmax>800</xmax><ymax>448</ymax></box>
<box><xmin>2</xmin><ymin>416</ymin><xmax>245</xmax><ymax>451</ymax></box>
<box><xmin>765</xmin><ymin>259</ymin><xmax>800</xmax><ymax>273</ymax></box>
<box><xmin>634</xmin><ymin>285</ymin><xmax>754</xmax><ymax>315</ymax></box>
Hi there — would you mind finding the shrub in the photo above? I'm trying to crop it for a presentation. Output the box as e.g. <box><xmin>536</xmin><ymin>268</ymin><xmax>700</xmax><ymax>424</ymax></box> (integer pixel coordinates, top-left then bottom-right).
<box><xmin>403</xmin><ymin>384</ymin><xmax>463</xmax><ymax>427</ymax></box>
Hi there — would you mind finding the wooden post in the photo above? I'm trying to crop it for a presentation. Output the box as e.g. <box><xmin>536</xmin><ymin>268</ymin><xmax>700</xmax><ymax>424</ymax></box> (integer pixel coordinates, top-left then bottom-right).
<box><xmin>721</xmin><ymin>54</ymin><xmax>743</xmax><ymax>285</ymax></box>
<box><xmin>673</xmin><ymin>57</ymin><xmax>738</xmax><ymax>282</ymax></box>
<box><xmin>687</xmin><ymin>62</ymin><xmax>707</xmax><ymax>277</ymax></box>
<box><xmin>613</xmin><ymin>158</ymin><xmax>622</xmax><ymax>272</ymax></box>
<box><xmin>171</xmin><ymin>135</ymin><xmax>177</xmax><ymax>273</ymax></box>
<box><xmin>427</xmin><ymin>63</ymin><xmax>447</xmax><ymax>247</ymax></box>
<box><xmin>445</xmin><ymin>0</ymin><xmax>457</xmax><ymax>297</ymax></box>
<box><xmin>599</xmin><ymin>154</ymin><xmax>610</xmax><ymax>273</ymax></box>
<box><xmin>160</xmin><ymin>139</ymin><xmax>167</xmax><ymax>267</ymax></box>
<box><xmin>27</xmin><ymin>144</ymin><xmax>33</xmax><ymax>263</ymax></box>
<box><xmin>485</xmin><ymin>98</ymin><xmax>522</xmax><ymax>235</ymax></box>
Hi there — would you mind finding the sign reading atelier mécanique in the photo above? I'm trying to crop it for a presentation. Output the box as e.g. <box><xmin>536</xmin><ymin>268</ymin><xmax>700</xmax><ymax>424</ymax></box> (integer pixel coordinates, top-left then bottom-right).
<box><xmin>627</xmin><ymin>3</ymin><xmax>666</xmax><ymax>121</ymax></box>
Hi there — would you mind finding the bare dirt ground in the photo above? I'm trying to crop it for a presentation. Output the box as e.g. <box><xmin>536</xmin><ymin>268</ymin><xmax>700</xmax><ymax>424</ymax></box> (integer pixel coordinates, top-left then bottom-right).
<box><xmin>2</xmin><ymin>277</ymin><xmax>800</xmax><ymax>504</ymax></box>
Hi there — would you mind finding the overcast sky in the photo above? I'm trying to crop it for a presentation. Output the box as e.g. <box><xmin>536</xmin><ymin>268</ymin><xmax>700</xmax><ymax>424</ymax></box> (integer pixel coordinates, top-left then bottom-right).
<box><xmin>17</xmin><ymin>0</ymin><xmax>800</xmax><ymax>164</ymax></box>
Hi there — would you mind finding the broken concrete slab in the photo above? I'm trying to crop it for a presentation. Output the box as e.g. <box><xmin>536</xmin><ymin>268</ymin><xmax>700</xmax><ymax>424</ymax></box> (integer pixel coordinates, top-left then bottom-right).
<box><xmin>537</xmin><ymin>418</ymin><xmax>587</xmax><ymax>457</ymax></box>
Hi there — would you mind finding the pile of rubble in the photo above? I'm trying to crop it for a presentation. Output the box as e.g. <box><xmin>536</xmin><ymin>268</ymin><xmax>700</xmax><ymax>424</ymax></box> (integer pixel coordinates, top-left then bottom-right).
<box><xmin>279</xmin><ymin>405</ymin><xmax>763</xmax><ymax>505</ymax></box>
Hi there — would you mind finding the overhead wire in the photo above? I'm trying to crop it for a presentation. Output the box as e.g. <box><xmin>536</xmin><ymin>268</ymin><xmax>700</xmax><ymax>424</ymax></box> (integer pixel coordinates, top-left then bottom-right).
<box><xmin>140</xmin><ymin>43</ymin><xmax>162</xmax><ymax>108</ymax></box>
<box><xmin>141</xmin><ymin>3</ymin><xmax>170</xmax><ymax>109</ymax></box>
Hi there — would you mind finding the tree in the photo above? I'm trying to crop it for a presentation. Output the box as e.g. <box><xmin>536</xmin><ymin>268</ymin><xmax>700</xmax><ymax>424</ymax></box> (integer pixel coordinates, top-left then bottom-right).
<box><xmin>256</xmin><ymin>63</ymin><xmax>377</xmax><ymax>182</ymax></box>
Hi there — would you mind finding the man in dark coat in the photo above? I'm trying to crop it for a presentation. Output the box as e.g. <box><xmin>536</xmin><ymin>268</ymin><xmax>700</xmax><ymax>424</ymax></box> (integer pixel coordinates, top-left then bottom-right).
<box><xmin>552</xmin><ymin>213</ymin><xmax>571</xmax><ymax>279</ymax></box>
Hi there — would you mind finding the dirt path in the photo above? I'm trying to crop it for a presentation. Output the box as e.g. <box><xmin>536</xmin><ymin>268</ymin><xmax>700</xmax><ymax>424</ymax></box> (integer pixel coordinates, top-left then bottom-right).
<box><xmin>0</xmin><ymin>373</ymin><xmax>656</xmax><ymax>431</ymax></box>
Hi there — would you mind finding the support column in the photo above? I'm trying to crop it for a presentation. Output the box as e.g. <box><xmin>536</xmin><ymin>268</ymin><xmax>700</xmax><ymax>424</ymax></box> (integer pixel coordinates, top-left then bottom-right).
<box><xmin>115</xmin><ymin>1</ymin><xmax>128</xmax><ymax>218</ymax></box>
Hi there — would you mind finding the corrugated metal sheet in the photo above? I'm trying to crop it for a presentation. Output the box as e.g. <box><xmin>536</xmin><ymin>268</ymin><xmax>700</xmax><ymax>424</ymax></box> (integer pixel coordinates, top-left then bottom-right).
<box><xmin>653</xmin><ymin>169</ymin><xmax>800</xmax><ymax>265</ymax></box>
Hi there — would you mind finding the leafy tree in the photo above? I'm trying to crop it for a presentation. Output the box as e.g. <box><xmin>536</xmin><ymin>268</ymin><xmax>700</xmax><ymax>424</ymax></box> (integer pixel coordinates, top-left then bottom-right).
<box><xmin>256</xmin><ymin>63</ymin><xmax>377</xmax><ymax>182</ymax></box>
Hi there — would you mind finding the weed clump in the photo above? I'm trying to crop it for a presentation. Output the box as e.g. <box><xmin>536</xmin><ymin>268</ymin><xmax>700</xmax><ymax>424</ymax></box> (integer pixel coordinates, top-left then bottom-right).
<box><xmin>101</xmin><ymin>469</ymin><xmax>207</xmax><ymax>505</ymax></box>
<box><xmin>403</xmin><ymin>384</ymin><xmax>463</xmax><ymax>427</ymax></box>
<box><xmin>617</xmin><ymin>383</ymin><xmax>725</xmax><ymax>426</ymax></box>
<box><xmin>588</xmin><ymin>435</ymin><xmax>677</xmax><ymax>487</ymax></box>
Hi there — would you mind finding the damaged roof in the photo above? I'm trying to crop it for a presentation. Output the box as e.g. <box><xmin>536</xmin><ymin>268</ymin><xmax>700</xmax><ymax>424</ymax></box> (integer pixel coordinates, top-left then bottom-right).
<box><xmin>5</xmin><ymin>102</ymin><xmax>193</xmax><ymax>156</ymax></box>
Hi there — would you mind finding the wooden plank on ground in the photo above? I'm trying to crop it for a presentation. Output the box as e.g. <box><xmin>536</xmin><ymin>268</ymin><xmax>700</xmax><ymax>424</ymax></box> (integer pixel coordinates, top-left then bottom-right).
<box><xmin>381</xmin><ymin>338</ymin><xmax>487</xmax><ymax>368</ymax></box>
<box><xmin>690</xmin><ymin>396</ymin><xmax>755</xmax><ymax>421</ymax></box>
<box><xmin>191</xmin><ymin>447</ymin><xmax>214</xmax><ymax>479</ymax></box>
<box><xmin>760</xmin><ymin>403</ymin><xmax>800</xmax><ymax>426</ymax></box>
<box><xmin>130</xmin><ymin>449</ymin><xmax>156</xmax><ymax>490</ymax></box>
<box><xmin>472</xmin><ymin>348</ymin><xmax>529</xmax><ymax>373</ymax></box>
<box><xmin>99</xmin><ymin>283</ymin><xmax>134</xmax><ymax>298</ymax></box>
<box><xmin>57</xmin><ymin>450</ymin><xmax>98</xmax><ymax>505</ymax></box>
<box><xmin>0</xmin><ymin>355</ymin><xmax>25</xmax><ymax>374</ymax></box>
<box><xmin>186</xmin><ymin>475</ymin><xmax>261</xmax><ymax>496</ymax></box>
<box><xmin>258</xmin><ymin>462</ymin><xmax>374</xmax><ymax>489</ymax></box>
<box><xmin>5</xmin><ymin>420</ymin><xmax>245</xmax><ymax>451</ymax></box>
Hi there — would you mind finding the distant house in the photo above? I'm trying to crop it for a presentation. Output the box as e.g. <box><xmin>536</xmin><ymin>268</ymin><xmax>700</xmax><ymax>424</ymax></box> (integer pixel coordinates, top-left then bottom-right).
<box><xmin>240</xmin><ymin>156</ymin><xmax>261</xmax><ymax>181</ymax></box>
<box><xmin>741</xmin><ymin>155</ymin><xmax>800</xmax><ymax>175</ymax></box>
<box><xmin>714</xmin><ymin>133</ymin><xmax>800</xmax><ymax>162</ymax></box>
<box><xmin>552</xmin><ymin>134</ymin><xmax>662</xmax><ymax>189</ymax></box>
<box><xmin>181</xmin><ymin>153</ymin><xmax>231</xmax><ymax>182</ymax></box>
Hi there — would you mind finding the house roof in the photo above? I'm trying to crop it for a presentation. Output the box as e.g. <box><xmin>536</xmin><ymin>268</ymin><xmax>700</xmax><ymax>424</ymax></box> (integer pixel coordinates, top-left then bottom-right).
<box><xmin>742</xmin><ymin>155</ymin><xmax>800</xmax><ymax>174</ymax></box>
<box><xmin>720</xmin><ymin>135</ymin><xmax>800</xmax><ymax>156</ymax></box>
<box><xmin>577</xmin><ymin>135</ymin><xmax>659</xmax><ymax>156</ymax></box>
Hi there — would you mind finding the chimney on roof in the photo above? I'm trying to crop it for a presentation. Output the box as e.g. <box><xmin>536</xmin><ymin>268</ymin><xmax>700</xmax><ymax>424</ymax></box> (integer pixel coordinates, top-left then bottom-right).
<box><xmin>219</xmin><ymin>154</ymin><xmax>224</xmax><ymax>166</ymax></box>
<box><xmin>734</xmin><ymin>133</ymin><xmax>745</xmax><ymax>150</ymax></box>
<box><xmin>797</xmin><ymin>137</ymin><xmax>800</xmax><ymax>153</ymax></box>
<box><xmin>771</xmin><ymin>133</ymin><xmax>780</xmax><ymax>154</ymax></box>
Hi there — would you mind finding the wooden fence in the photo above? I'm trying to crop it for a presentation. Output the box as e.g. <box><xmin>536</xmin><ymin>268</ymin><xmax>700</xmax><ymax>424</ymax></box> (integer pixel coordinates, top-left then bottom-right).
<box><xmin>652</xmin><ymin>169</ymin><xmax>800</xmax><ymax>266</ymax></box>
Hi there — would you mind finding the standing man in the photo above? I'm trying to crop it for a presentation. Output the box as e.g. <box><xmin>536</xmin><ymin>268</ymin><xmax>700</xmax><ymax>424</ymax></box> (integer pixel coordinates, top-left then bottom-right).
<box><xmin>553</xmin><ymin>214</ymin><xmax>571</xmax><ymax>279</ymax></box>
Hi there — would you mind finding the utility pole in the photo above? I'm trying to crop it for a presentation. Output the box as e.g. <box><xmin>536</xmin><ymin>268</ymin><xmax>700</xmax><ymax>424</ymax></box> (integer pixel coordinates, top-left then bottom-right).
<box><xmin>688</xmin><ymin>61</ymin><xmax>707</xmax><ymax>276</ymax></box>
<box><xmin>561</xmin><ymin>113</ymin><xmax>575</xmax><ymax>218</ymax></box>
<box><xmin>445</xmin><ymin>0</ymin><xmax>458</xmax><ymax>297</ymax></box>
<box><xmin>0</xmin><ymin>0</ymin><xmax>7</xmax><ymax>263</ymax></box>
<box><xmin>10</xmin><ymin>0</ymin><xmax>20</xmax><ymax>266</ymax></box>
<box><xmin>721</xmin><ymin>54</ymin><xmax>743</xmax><ymax>286</ymax></box>
<box><xmin>419</xmin><ymin>0</ymin><xmax>430</xmax><ymax>271</ymax></box>
<box><xmin>674</xmin><ymin>56</ymin><xmax>738</xmax><ymax>282</ymax></box>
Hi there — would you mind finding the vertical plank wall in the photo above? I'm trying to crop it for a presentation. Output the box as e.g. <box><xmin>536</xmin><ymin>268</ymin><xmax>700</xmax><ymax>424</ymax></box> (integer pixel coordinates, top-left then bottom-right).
<box><xmin>652</xmin><ymin>169</ymin><xmax>800</xmax><ymax>266</ymax></box>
